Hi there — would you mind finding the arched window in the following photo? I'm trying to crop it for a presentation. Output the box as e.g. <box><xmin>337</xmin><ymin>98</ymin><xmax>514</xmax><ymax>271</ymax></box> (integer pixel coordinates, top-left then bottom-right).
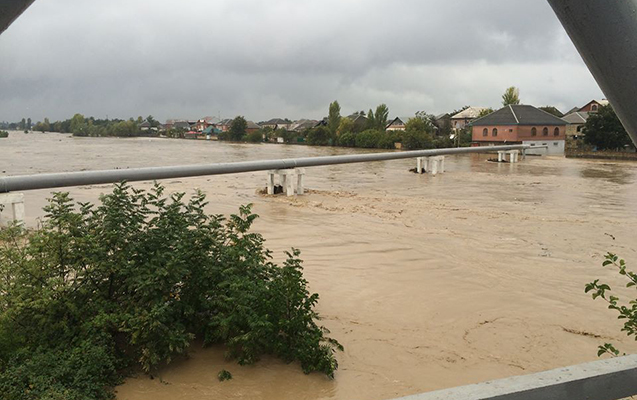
<box><xmin>531</xmin><ymin>127</ymin><xmax>537</xmax><ymax>136</ymax></box>
<box><xmin>492</xmin><ymin>128</ymin><xmax>498</xmax><ymax>137</ymax></box>
<box><xmin>542</xmin><ymin>127</ymin><xmax>549</xmax><ymax>136</ymax></box>
<box><xmin>591</xmin><ymin>104</ymin><xmax>598</xmax><ymax>112</ymax></box>
<box><xmin>482</xmin><ymin>128</ymin><xmax>488</xmax><ymax>137</ymax></box>
<box><xmin>553</xmin><ymin>127</ymin><xmax>560</xmax><ymax>136</ymax></box>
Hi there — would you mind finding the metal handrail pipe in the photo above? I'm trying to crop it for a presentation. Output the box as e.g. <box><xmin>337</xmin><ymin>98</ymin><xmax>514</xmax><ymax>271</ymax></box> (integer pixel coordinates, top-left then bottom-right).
<box><xmin>0</xmin><ymin>144</ymin><xmax>532</xmax><ymax>193</ymax></box>
<box><xmin>394</xmin><ymin>354</ymin><xmax>637</xmax><ymax>400</ymax></box>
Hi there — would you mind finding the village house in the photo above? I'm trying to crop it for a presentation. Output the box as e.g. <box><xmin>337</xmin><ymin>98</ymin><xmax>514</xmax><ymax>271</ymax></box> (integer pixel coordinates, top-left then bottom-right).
<box><xmin>578</xmin><ymin>99</ymin><xmax>609</xmax><ymax>113</ymax></box>
<box><xmin>562</xmin><ymin>111</ymin><xmax>589</xmax><ymax>138</ymax></box>
<box><xmin>289</xmin><ymin>119</ymin><xmax>318</xmax><ymax>132</ymax></box>
<box><xmin>217</xmin><ymin>119</ymin><xmax>233</xmax><ymax>132</ymax></box>
<box><xmin>246</xmin><ymin>121</ymin><xmax>262</xmax><ymax>133</ymax></box>
<box><xmin>451</xmin><ymin>107</ymin><xmax>488</xmax><ymax>130</ymax></box>
<box><xmin>175</xmin><ymin>121</ymin><xmax>192</xmax><ymax>130</ymax></box>
<box><xmin>386</xmin><ymin>117</ymin><xmax>410</xmax><ymax>131</ymax></box>
<box><xmin>139</xmin><ymin>121</ymin><xmax>152</xmax><ymax>131</ymax></box>
<box><xmin>470</xmin><ymin>104</ymin><xmax>567</xmax><ymax>155</ymax></box>
<box><xmin>195</xmin><ymin>116</ymin><xmax>220</xmax><ymax>132</ymax></box>
<box><xmin>262</xmin><ymin>118</ymin><xmax>293</xmax><ymax>130</ymax></box>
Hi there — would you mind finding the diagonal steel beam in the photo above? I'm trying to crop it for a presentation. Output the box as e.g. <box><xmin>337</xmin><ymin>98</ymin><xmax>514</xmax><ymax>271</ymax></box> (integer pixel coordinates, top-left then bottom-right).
<box><xmin>548</xmin><ymin>0</ymin><xmax>637</xmax><ymax>146</ymax></box>
<box><xmin>0</xmin><ymin>0</ymin><xmax>36</xmax><ymax>35</ymax></box>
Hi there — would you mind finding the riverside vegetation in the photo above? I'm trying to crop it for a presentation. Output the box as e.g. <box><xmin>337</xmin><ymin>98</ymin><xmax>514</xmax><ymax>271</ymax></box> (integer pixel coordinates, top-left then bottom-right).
<box><xmin>586</xmin><ymin>253</ymin><xmax>637</xmax><ymax>357</ymax></box>
<box><xmin>0</xmin><ymin>183</ymin><xmax>342</xmax><ymax>400</ymax></box>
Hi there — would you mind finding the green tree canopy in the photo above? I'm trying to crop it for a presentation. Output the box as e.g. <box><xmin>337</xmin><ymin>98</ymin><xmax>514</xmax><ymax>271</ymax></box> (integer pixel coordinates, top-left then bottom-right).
<box><xmin>306</xmin><ymin>126</ymin><xmax>332</xmax><ymax>146</ymax></box>
<box><xmin>583</xmin><ymin>104</ymin><xmax>631</xmax><ymax>150</ymax></box>
<box><xmin>539</xmin><ymin>106</ymin><xmax>563</xmax><ymax>117</ymax></box>
<box><xmin>336</xmin><ymin>117</ymin><xmax>354</xmax><ymax>136</ymax></box>
<box><xmin>477</xmin><ymin>108</ymin><xmax>495</xmax><ymax>118</ymax></box>
<box><xmin>229</xmin><ymin>116</ymin><xmax>248</xmax><ymax>141</ymax></box>
<box><xmin>146</xmin><ymin>115</ymin><xmax>158</xmax><ymax>127</ymax></box>
<box><xmin>327</xmin><ymin>101</ymin><xmax>341</xmax><ymax>135</ymax></box>
<box><xmin>374</xmin><ymin>104</ymin><xmax>389</xmax><ymax>131</ymax></box>
<box><xmin>0</xmin><ymin>184</ymin><xmax>343</xmax><ymax>399</ymax></box>
<box><xmin>502</xmin><ymin>86</ymin><xmax>521</xmax><ymax>106</ymax></box>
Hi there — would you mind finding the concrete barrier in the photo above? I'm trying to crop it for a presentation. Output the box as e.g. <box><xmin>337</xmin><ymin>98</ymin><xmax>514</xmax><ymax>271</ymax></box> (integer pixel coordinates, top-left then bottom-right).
<box><xmin>394</xmin><ymin>354</ymin><xmax>637</xmax><ymax>400</ymax></box>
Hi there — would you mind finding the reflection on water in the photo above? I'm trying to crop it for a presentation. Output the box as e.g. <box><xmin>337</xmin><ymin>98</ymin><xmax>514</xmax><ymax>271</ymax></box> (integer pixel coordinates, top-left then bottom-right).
<box><xmin>580</xmin><ymin>164</ymin><xmax>634</xmax><ymax>185</ymax></box>
<box><xmin>4</xmin><ymin>132</ymin><xmax>637</xmax><ymax>400</ymax></box>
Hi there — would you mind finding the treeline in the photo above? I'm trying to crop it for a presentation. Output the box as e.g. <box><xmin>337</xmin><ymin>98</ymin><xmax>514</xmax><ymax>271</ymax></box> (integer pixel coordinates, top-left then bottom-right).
<box><xmin>220</xmin><ymin>102</ymin><xmax>472</xmax><ymax>150</ymax></box>
<box><xmin>0</xmin><ymin>117</ymin><xmax>33</xmax><ymax>131</ymax></box>
<box><xmin>2</xmin><ymin>114</ymin><xmax>161</xmax><ymax>137</ymax></box>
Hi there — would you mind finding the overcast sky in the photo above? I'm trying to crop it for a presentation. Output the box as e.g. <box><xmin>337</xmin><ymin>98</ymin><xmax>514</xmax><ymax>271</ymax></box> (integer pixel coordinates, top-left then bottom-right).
<box><xmin>0</xmin><ymin>0</ymin><xmax>604</xmax><ymax>123</ymax></box>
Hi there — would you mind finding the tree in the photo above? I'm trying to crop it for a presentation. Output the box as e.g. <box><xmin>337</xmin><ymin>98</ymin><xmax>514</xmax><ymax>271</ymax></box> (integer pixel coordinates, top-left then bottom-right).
<box><xmin>366</xmin><ymin>109</ymin><xmax>376</xmax><ymax>130</ymax></box>
<box><xmin>35</xmin><ymin>118</ymin><xmax>51</xmax><ymax>133</ymax></box>
<box><xmin>402</xmin><ymin>117</ymin><xmax>434</xmax><ymax>149</ymax></box>
<box><xmin>327</xmin><ymin>101</ymin><xmax>341</xmax><ymax>136</ymax></box>
<box><xmin>477</xmin><ymin>108</ymin><xmax>494</xmax><ymax>118</ymax></box>
<box><xmin>19</xmin><ymin>118</ymin><xmax>26</xmax><ymax>130</ymax></box>
<box><xmin>147</xmin><ymin>115</ymin><xmax>157</xmax><ymax>127</ymax></box>
<box><xmin>337</xmin><ymin>117</ymin><xmax>354</xmax><ymax>137</ymax></box>
<box><xmin>229</xmin><ymin>116</ymin><xmax>248</xmax><ymax>141</ymax></box>
<box><xmin>70</xmin><ymin>113</ymin><xmax>87</xmax><ymax>136</ymax></box>
<box><xmin>27</xmin><ymin>117</ymin><xmax>32</xmax><ymax>129</ymax></box>
<box><xmin>502</xmin><ymin>86</ymin><xmax>520</xmax><ymax>106</ymax></box>
<box><xmin>0</xmin><ymin>184</ymin><xmax>343</xmax><ymax>399</ymax></box>
<box><xmin>414</xmin><ymin>111</ymin><xmax>436</xmax><ymax>133</ymax></box>
<box><xmin>306</xmin><ymin>126</ymin><xmax>331</xmax><ymax>146</ymax></box>
<box><xmin>374</xmin><ymin>104</ymin><xmax>389</xmax><ymax>131</ymax></box>
<box><xmin>583</xmin><ymin>104</ymin><xmax>631</xmax><ymax>150</ymax></box>
<box><xmin>539</xmin><ymin>106</ymin><xmax>563</xmax><ymax>117</ymax></box>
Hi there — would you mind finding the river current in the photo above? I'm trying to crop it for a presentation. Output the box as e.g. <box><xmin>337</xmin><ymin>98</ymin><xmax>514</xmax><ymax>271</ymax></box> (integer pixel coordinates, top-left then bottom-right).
<box><xmin>3</xmin><ymin>132</ymin><xmax>637</xmax><ymax>400</ymax></box>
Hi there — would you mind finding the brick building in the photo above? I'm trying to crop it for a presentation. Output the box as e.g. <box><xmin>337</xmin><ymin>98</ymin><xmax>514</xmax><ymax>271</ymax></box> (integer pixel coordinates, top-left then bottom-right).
<box><xmin>471</xmin><ymin>105</ymin><xmax>567</xmax><ymax>155</ymax></box>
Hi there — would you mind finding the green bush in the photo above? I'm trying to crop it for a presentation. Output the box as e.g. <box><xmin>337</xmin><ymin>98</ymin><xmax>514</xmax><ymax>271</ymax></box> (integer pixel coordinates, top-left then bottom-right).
<box><xmin>337</xmin><ymin>132</ymin><xmax>356</xmax><ymax>147</ymax></box>
<box><xmin>0</xmin><ymin>183</ymin><xmax>342</xmax><ymax>399</ymax></box>
<box><xmin>377</xmin><ymin>131</ymin><xmax>401</xmax><ymax>149</ymax></box>
<box><xmin>244</xmin><ymin>130</ymin><xmax>263</xmax><ymax>143</ymax></box>
<box><xmin>306</xmin><ymin>126</ymin><xmax>332</xmax><ymax>146</ymax></box>
<box><xmin>0</xmin><ymin>131</ymin><xmax>8</xmax><ymax>138</ymax></box>
<box><xmin>402</xmin><ymin>130</ymin><xmax>433</xmax><ymax>150</ymax></box>
<box><xmin>355</xmin><ymin>129</ymin><xmax>383</xmax><ymax>148</ymax></box>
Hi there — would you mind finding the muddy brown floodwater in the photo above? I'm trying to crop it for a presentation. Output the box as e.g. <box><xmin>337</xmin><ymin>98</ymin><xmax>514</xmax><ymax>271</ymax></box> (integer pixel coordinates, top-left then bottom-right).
<box><xmin>3</xmin><ymin>131</ymin><xmax>637</xmax><ymax>400</ymax></box>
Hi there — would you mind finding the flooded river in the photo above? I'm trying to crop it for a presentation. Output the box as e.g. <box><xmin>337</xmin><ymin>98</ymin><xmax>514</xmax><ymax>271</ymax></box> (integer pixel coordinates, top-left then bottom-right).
<box><xmin>3</xmin><ymin>132</ymin><xmax>637</xmax><ymax>400</ymax></box>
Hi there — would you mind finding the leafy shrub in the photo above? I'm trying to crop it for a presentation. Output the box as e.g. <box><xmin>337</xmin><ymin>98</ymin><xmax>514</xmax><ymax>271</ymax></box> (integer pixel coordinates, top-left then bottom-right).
<box><xmin>306</xmin><ymin>126</ymin><xmax>332</xmax><ymax>146</ymax></box>
<box><xmin>0</xmin><ymin>131</ymin><xmax>8</xmax><ymax>138</ymax></box>
<box><xmin>244</xmin><ymin>130</ymin><xmax>263</xmax><ymax>143</ymax></box>
<box><xmin>0</xmin><ymin>183</ymin><xmax>342</xmax><ymax>399</ymax></box>
<box><xmin>355</xmin><ymin>129</ymin><xmax>382</xmax><ymax>148</ymax></box>
<box><xmin>377</xmin><ymin>131</ymin><xmax>401</xmax><ymax>149</ymax></box>
<box><xmin>586</xmin><ymin>253</ymin><xmax>637</xmax><ymax>357</ymax></box>
<box><xmin>338</xmin><ymin>132</ymin><xmax>356</xmax><ymax>147</ymax></box>
<box><xmin>402</xmin><ymin>130</ymin><xmax>433</xmax><ymax>150</ymax></box>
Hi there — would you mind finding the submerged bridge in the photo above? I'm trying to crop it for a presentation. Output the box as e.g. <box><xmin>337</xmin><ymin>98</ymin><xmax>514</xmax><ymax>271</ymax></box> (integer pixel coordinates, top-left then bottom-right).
<box><xmin>3</xmin><ymin>0</ymin><xmax>637</xmax><ymax>399</ymax></box>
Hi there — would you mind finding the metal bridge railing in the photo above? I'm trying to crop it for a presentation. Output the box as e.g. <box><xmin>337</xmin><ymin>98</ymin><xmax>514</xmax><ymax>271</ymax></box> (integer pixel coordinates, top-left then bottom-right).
<box><xmin>0</xmin><ymin>144</ymin><xmax>532</xmax><ymax>193</ymax></box>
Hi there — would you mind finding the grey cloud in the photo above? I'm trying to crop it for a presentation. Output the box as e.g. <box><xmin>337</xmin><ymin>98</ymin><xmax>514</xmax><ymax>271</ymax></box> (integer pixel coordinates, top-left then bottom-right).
<box><xmin>0</xmin><ymin>0</ymin><xmax>602</xmax><ymax>122</ymax></box>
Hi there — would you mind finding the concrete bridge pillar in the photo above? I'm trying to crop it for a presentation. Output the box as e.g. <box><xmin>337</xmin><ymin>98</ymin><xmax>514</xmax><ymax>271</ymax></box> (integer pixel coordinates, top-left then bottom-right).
<box><xmin>0</xmin><ymin>193</ymin><xmax>25</xmax><ymax>226</ymax></box>
<box><xmin>416</xmin><ymin>157</ymin><xmax>429</xmax><ymax>174</ymax></box>
<box><xmin>266</xmin><ymin>169</ymin><xmax>305</xmax><ymax>196</ymax></box>
<box><xmin>417</xmin><ymin>156</ymin><xmax>445</xmax><ymax>175</ymax></box>
<box><xmin>296</xmin><ymin>168</ymin><xmax>305</xmax><ymax>195</ymax></box>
